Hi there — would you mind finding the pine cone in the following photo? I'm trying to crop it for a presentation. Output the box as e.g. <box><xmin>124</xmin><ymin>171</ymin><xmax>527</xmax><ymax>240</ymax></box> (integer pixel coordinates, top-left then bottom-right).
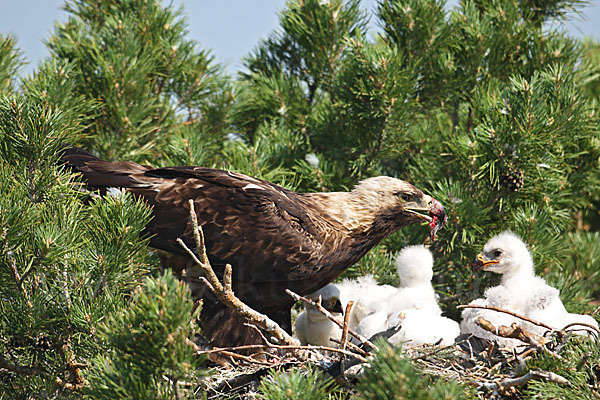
<box><xmin>500</xmin><ymin>167</ymin><xmax>524</xmax><ymax>192</ymax></box>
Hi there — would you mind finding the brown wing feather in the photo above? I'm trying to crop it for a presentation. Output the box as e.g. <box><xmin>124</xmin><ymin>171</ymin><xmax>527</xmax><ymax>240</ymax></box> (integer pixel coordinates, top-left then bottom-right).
<box><xmin>130</xmin><ymin>167</ymin><xmax>334</xmax><ymax>305</ymax></box>
<box><xmin>62</xmin><ymin>148</ymin><xmax>358</xmax><ymax>345</ymax></box>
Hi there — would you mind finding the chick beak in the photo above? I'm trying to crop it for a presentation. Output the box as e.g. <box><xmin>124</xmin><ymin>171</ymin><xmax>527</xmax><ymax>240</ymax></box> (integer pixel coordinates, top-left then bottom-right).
<box><xmin>471</xmin><ymin>253</ymin><xmax>499</xmax><ymax>271</ymax></box>
<box><xmin>330</xmin><ymin>299</ymin><xmax>344</xmax><ymax>315</ymax></box>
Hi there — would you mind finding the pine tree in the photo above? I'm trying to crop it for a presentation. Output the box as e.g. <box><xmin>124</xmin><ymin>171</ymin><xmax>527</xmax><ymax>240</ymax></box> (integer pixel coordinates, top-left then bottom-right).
<box><xmin>1</xmin><ymin>0</ymin><xmax>599</xmax><ymax>398</ymax></box>
<box><xmin>45</xmin><ymin>0</ymin><xmax>232</xmax><ymax>163</ymax></box>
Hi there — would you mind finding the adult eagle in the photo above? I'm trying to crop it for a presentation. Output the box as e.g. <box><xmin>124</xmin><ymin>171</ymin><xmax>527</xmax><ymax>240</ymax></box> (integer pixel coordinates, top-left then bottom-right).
<box><xmin>62</xmin><ymin>148</ymin><xmax>446</xmax><ymax>347</ymax></box>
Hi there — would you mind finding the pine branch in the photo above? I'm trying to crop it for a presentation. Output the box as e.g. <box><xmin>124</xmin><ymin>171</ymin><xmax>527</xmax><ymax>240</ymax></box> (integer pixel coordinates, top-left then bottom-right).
<box><xmin>7</xmin><ymin>251</ymin><xmax>32</xmax><ymax>308</ymax></box>
<box><xmin>177</xmin><ymin>199</ymin><xmax>298</xmax><ymax>346</ymax></box>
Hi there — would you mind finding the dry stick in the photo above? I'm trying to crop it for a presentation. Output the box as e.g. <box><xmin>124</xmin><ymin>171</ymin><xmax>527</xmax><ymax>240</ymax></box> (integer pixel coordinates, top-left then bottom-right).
<box><xmin>559</xmin><ymin>321</ymin><xmax>600</xmax><ymax>336</ymax></box>
<box><xmin>197</xmin><ymin>344</ymin><xmax>369</xmax><ymax>364</ymax></box>
<box><xmin>286</xmin><ymin>289</ymin><xmax>375</xmax><ymax>350</ymax></box>
<box><xmin>331</xmin><ymin>338</ymin><xmax>370</xmax><ymax>357</ymax></box>
<box><xmin>478</xmin><ymin>368</ymin><xmax>570</xmax><ymax>392</ymax></box>
<box><xmin>340</xmin><ymin>301</ymin><xmax>354</xmax><ymax>352</ymax></box>
<box><xmin>475</xmin><ymin>317</ymin><xmax>561</xmax><ymax>359</ymax></box>
<box><xmin>475</xmin><ymin>317</ymin><xmax>546</xmax><ymax>346</ymax></box>
<box><xmin>458</xmin><ymin>304</ymin><xmax>554</xmax><ymax>331</ymax></box>
<box><xmin>218</xmin><ymin>350</ymin><xmax>272</xmax><ymax>367</ymax></box>
<box><xmin>177</xmin><ymin>199</ymin><xmax>298</xmax><ymax>346</ymax></box>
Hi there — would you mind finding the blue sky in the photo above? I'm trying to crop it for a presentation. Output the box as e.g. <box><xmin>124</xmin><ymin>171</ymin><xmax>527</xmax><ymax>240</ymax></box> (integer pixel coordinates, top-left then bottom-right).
<box><xmin>1</xmin><ymin>0</ymin><xmax>599</xmax><ymax>75</ymax></box>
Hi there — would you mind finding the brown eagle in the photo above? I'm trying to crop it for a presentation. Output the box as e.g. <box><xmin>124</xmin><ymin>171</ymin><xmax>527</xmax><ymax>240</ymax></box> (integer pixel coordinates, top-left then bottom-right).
<box><xmin>62</xmin><ymin>148</ymin><xmax>446</xmax><ymax>347</ymax></box>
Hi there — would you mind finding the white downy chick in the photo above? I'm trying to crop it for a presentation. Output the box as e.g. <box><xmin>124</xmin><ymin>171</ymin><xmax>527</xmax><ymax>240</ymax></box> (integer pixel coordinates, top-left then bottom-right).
<box><xmin>389</xmin><ymin>309</ymin><xmax>461</xmax><ymax>347</ymax></box>
<box><xmin>337</xmin><ymin>274</ymin><xmax>397</xmax><ymax>335</ymax></box>
<box><xmin>386</xmin><ymin>245</ymin><xmax>459</xmax><ymax>346</ymax></box>
<box><xmin>461</xmin><ymin>231</ymin><xmax>599</xmax><ymax>345</ymax></box>
<box><xmin>294</xmin><ymin>284</ymin><xmax>344</xmax><ymax>346</ymax></box>
<box><xmin>386</xmin><ymin>245</ymin><xmax>442</xmax><ymax>316</ymax></box>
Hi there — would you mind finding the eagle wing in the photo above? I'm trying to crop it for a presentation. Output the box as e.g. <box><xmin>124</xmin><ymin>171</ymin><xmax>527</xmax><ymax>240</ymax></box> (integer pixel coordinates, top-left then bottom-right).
<box><xmin>122</xmin><ymin>167</ymin><xmax>337</xmax><ymax>300</ymax></box>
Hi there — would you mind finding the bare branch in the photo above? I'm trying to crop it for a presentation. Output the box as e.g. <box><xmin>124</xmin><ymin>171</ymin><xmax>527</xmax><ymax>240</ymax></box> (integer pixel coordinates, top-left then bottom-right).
<box><xmin>558</xmin><ymin>321</ymin><xmax>600</xmax><ymax>336</ymax></box>
<box><xmin>478</xmin><ymin>368</ymin><xmax>570</xmax><ymax>392</ymax></box>
<box><xmin>286</xmin><ymin>289</ymin><xmax>375</xmax><ymax>349</ymax></box>
<box><xmin>197</xmin><ymin>343</ymin><xmax>369</xmax><ymax>364</ymax></box>
<box><xmin>475</xmin><ymin>317</ymin><xmax>561</xmax><ymax>359</ymax></box>
<box><xmin>178</xmin><ymin>200</ymin><xmax>298</xmax><ymax>346</ymax></box>
<box><xmin>475</xmin><ymin>317</ymin><xmax>546</xmax><ymax>347</ymax></box>
<box><xmin>7</xmin><ymin>251</ymin><xmax>32</xmax><ymax>308</ymax></box>
<box><xmin>458</xmin><ymin>304</ymin><xmax>554</xmax><ymax>331</ymax></box>
<box><xmin>340</xmin><ymin>301</ymin><xmax>353</xmax><ymax>352</ymax></box>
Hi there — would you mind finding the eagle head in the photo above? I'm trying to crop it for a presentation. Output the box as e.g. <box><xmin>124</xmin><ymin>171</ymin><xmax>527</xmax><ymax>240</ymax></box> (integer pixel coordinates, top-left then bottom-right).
<box><xmin>352</xmin><ymin>177</ymin><xmax>447</xmax><ymax>240</ymax></box>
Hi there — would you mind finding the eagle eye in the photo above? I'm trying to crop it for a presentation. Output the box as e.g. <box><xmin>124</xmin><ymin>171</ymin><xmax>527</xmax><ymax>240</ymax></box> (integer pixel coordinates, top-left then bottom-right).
<box><xmin>395</xmin><ymin>192</ymin><xmax>411</xmax><ymax>202</ymax></box>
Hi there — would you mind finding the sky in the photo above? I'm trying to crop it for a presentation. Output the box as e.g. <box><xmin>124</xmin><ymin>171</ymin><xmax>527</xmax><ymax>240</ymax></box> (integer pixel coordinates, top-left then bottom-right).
<box><xmin>1</xmin><ymin>0</ymin><xmax>599</xmax><ymax>75</ymax></box>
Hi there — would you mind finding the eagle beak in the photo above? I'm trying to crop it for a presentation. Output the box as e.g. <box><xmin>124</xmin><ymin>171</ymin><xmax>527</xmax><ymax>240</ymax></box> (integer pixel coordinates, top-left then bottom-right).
<box><xmin>471</xmin><ymin>253</ymin><xmax>499</xmax><ymax>271</ymax></box>
<box><xmin>406</xmin><ymin>194</ymin><xmax>447</xmax><ymax>241</ymax></box>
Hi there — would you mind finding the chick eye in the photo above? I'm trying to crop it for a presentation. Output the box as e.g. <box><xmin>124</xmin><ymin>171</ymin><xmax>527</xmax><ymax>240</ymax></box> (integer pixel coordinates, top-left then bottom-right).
<box><xmin>493</xmin><ymin>250</ymin><xmax>502</xmax><ymax>258</ymax></box>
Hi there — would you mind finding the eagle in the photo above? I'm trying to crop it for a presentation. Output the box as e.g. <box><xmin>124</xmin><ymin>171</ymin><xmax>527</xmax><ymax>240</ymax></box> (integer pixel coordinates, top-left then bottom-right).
<box><xmin>62</xmin><ymin>147</ymin><xmax>447</xmax><ymax>347</ymax></box>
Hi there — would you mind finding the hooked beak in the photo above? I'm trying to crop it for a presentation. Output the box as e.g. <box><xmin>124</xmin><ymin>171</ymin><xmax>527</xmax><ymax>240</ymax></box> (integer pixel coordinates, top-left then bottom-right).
<box><xmin>406</xmin><ymin>194</ymin><xmax>447</xmax><ymax>241</ymax></box>
<box><xmin>471</xmin><ymin>253</ymin><xmax>499</xmax><ymax>271</ymax></box>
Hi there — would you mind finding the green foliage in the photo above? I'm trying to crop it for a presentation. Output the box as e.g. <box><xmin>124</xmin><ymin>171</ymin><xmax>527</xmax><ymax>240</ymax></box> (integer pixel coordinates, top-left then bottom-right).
<box><xmin>0</xmin><ymin>95</ymin><xmax>156</xmax><ymax>397</ymax></box>
<box><xmin>0</xmin><ymin>35</ymin><xmax>25</xmax><ymax>94</ymax></box>
<box><xmin>355</xmin><ymin>340</ymin><xmax>475</xmax><ymax>399</ymax></box>
<box><xmin>258</xmin><ymin>366</ymin><xmax>340</xmax><ymax>400</ymax></box>
<box><xmin>1</xmin><ymin>0</ymin><xmax>600</xmax><ymax>397</ymax></box>
<box><xmin>84</xmin><ymin>270</ymin><xmax>203</xmax><ymax>400</ymax></box>
<box><xmin>46</xmin><ymin>0</ymin><xmax>231</xmax><ymax>163</ymax></box>
<box><xmin>524</xmin><ymin>336</ymin><xmax>600</xmax><ymax>399</ymax></box>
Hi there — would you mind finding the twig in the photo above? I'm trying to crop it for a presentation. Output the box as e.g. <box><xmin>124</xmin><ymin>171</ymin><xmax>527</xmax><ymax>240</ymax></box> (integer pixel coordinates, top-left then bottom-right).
<box><xmin>62</xmin><ymin>262</ymin><xmax>71</xmax><ymax>309</ymax></box>
<box><xmin>331</xmin><ymin>338</ymin><xmax>370</xmax><ymax>357</ymax></box>
<box><xmin>218</xmin><ymin>350</ymin><xmax>272</xmax><ymax>366</ymax></box>
<box><xmin>7</xmin><ymin>251</ymin><xmax>32</xmax><ymax>308</ymax></box>
<box><xmin>0</xmin><ymin>354</ymin><xmax>47</xmax><ymax>377</ymax></box>
<box><xmin>286</xmin><ymin>289</ymin><xmax>375</xmax><ymax>350</ymax></box>
<box><xmin>198</xmin><ymin>343</ymin><xmax>369</xmax><ymax>364</ymax></box>
<box><xmin>57</xmin><ymin>337</ymin><xmax>86</xmax><ymax>390</ymax></box>
<box><xmin>177</xmin><ymin>199</ymin><xmax>298</xmax><ymax>346</ymax></box>
<box><xmin>475</xmin><ymin>317</ymin><xmax>561</xmax><ymax>359</ymax></box>
<box><xmin>478</xmin><ymin>368</ymin><xmax>570</xmax><ymax>391</ymax></box>
<box><xmin>475</xmin><ymin>317</ymin><xmax>546</xmax><ymax>347</ymax></box>
<box><xmin>244</xmin><ymin>323</ymin><xmax>271</xmax><ymax>345</ymax></box>
<box><xmin>410</xmin><ymin>337</ymin><xmax>468</xmax><ymax>361</ymax></box>
<box><xmin>340</xmin><ymin>301</ymin><xmax>353</xmax><ymax>352</ymax></box>
<box><xmin>559</xmin><ymin>321</ymin><xmax>600</xmax><ymax>337</ymax></box>
<box><xmin>458</xmin><ymin>304</ymin><xmax>554</xmax><ymax>331</ymax></box>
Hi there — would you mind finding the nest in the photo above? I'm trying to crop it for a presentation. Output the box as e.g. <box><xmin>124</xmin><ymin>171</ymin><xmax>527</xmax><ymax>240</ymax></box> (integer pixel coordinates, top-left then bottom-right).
<box><xmin>179</xmin><ymin>203</ymin><xmax>599</xmax><ymax>399</ymax></box>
